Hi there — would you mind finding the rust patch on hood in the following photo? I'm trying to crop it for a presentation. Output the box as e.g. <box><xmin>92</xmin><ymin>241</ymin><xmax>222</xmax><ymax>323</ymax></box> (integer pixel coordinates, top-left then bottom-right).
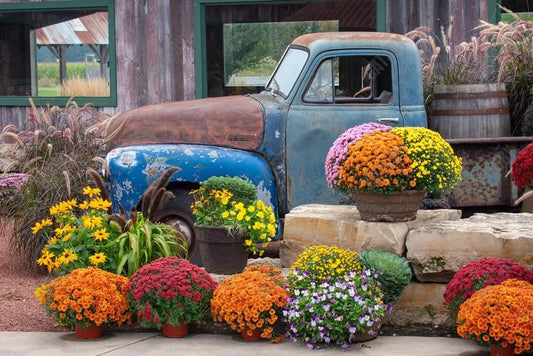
<box><xmin>105</xmin><ymin>96</ymin><xmax>264</xmax><ymax>150</ymax></box>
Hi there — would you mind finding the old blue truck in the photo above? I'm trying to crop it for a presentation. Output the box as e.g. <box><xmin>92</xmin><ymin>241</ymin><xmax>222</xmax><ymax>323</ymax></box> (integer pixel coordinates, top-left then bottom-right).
<box><xmin>103</xmin><ymin>32</ymin><xmax>428</xmax><ymax>258</ymax></box>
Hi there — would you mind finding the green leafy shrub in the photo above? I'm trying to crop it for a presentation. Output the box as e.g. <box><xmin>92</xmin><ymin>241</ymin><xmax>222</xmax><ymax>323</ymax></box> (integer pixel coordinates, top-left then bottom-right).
<box><xmin>358</xmin><ymin>250</ymin><xmax>412</xmax><ymax>304</ymax></box>
<box><xmin>200</xmin><ymin>176</ymin><xmax>256</xmax><ymax>205</ymax></box>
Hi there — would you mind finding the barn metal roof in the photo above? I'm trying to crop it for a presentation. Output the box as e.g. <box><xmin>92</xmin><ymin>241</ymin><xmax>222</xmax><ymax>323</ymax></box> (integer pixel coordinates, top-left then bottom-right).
<box><xmin>36</xmin><ymin>12</ymin><xmax>108</xmax><ymax>45</ymax></box>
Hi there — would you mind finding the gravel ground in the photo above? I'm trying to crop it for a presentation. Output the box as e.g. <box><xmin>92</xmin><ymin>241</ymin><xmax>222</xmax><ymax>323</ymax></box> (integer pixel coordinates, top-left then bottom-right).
<box><xmin>0</xmin><ymin>219</ymin><xmax>66</xmax><ymax>332</ymax></box>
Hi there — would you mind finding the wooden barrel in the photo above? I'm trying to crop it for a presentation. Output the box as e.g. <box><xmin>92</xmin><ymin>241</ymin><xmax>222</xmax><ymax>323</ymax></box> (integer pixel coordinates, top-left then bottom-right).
<box><xmin>430</xmin><ymin>83</ymin><xmax>511</xmax><ymax>139</ymax></box>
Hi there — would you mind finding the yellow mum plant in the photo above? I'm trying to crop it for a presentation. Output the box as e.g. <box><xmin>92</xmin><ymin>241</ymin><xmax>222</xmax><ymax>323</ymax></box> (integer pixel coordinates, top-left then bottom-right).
<box><xmin>288</xmin><ymin>245</ymin><xmax>361</xmax><ymax>290</ymax></box>
<box><xmin>191</xmin><ymin>176</ymin><xmax>277</xmax><ymax>255</ymax></box>
<box><xmin>457</xmin><ymin>279</ymin><xmax>533</xmax><ymax>354</ymax></box>
<box><xmin>35</xmin><ymin>267</ymin><xmax>132</xmax><ymax>329</ymax></box>
<box><xmin>210</xmin><ymin>265</ymin><xmax>290</xmax><ymax>341</ymax></box>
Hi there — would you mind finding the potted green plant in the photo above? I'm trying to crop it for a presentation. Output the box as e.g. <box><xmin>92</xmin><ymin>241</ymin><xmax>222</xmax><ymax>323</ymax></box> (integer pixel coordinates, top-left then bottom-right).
<box><xmin>284</xmin><ymin>245</ymin><xmax>389</xmax><ymax>349</ymax></box>
<box><xmin>456</xmin><ymin>279</ymin><xmax>533</xmax><ymax>355</ymax></box>
<box><xmin>127</xmin><ymin>257</ymin><xmax>217</xmax><ymax>337</ymax></box>
<box><xmin>327</xmin><ymin>125</ymin><xmax>462</xmax><ymax>221</ymax></box>
<box><xmin>191</xmin><ymin>176</ymin><xmax>277</xmax><ymax>274</ymax></box>
<box><xmin>210</xmin><ymin>265</ymin><xmax>289</xmax><ymax>342</ymax></box>
<box><xmin>34</xmin><ymin>267</ymin><xmax>132</xmax><ymax>339</ymax></box>
<box><xmin>358</xmin><ymin>250</ymin><xmax>412</xmax><ymax>305</ymax></box>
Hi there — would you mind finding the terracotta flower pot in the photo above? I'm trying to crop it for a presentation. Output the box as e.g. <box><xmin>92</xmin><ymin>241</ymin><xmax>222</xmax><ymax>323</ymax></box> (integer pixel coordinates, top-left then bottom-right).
<box><xmin>351</xmin><ymin>190</ymin><xmax>425</xmax><ymax>222</ymax></box>
<box><xmin>75</xmin><ymin>324</ymin><xmax>102</xmax><ymax>339</ymax></box>
<box><xmin>490</xmin><ymin>344</ymin><xmax>515</xmax><ymax>356</ymax></box>
<box><xmin>240</xmin><ymin>328</ymin><xmax>262</xmax><ymax>341</ymax></box>
<box><xmin>162</xmin><ymin>321</ymin><xmax>189</xmax><ymax>338</ymax></box>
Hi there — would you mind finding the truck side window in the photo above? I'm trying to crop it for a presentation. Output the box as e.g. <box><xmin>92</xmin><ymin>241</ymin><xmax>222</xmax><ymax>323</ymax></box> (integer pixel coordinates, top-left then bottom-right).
<box><xmin>305</xmin><ymin>55</ymin><xmax>393</xmax><ymax>105</ymax></box>
<box><xmin>303</xmin><ymin>59</ymin><xmax>334</xmax><ymax>103</ymax></box>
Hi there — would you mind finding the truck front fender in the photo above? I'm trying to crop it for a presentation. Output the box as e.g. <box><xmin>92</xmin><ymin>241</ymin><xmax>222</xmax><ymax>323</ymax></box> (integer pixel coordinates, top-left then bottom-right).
<box><xmin>105</xmin><ymin>144</ymin><xmax>279</xmax><ymax>218</ymax></box>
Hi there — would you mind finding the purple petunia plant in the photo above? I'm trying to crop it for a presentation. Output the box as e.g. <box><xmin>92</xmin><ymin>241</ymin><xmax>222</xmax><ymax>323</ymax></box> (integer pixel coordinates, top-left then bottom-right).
<box><xmin>325</xmin><ymin>123</ymin><xmax>392</xmax><ymax>191</ymax></box>
<box><xmin>283</xmin><ymin>268</ymin><xmax>390</xmax><ymax>349</ymax></box>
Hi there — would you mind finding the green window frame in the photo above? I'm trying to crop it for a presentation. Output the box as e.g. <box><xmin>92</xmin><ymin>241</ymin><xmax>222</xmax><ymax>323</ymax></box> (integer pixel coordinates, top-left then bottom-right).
<box><xmin>193</xmin><ymin>0</ymin><xmax>387</xmax><ymax>99</ymax></box>
<box><xmin>0</xmin><ymin>0</ymin><xmax>116</xmax><ymax>107</ymax></box>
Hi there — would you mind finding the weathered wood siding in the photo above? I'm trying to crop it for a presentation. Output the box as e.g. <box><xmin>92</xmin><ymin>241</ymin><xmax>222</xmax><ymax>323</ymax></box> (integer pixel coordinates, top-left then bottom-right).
<box><xmin>114</xmin><ymin>0</ymin><xmax>195</xmax><ymax>112</ymax></box>
<box><xmin>0</xmin><ymin>0</ymin><xmax>195</xmax><ymax>132</ymax></box>
<box><xmin>0</xmin><ymin>0</ymin><xmax>495</xmax><ymax>132</ymax></box>
<box><xmin>387</xmin><ymin>0</ymin><xmax>491</xmax><ymax>49</ymax></box>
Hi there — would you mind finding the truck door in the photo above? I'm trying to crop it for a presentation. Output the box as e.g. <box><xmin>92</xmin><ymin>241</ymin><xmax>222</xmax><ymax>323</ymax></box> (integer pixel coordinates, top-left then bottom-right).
<box><xmin>286</xmin><ymin>51</ymin><xmax>402</xmax><ymax>209</ymax></box>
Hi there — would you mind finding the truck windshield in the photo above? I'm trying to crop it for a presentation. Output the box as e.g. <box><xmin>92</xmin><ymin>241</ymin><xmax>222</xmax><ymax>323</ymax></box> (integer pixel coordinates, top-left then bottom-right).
<box><xmin>266</xmin><ymin>47</ymin><xmax>308</xmax><ymax>98</ymax></box>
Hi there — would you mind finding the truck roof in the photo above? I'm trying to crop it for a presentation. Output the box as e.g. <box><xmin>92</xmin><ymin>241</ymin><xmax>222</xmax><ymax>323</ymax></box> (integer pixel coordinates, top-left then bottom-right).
<box><xmin>291</xmin><ymin>31</ymin><xmax>417</xmax><ymax>52</ymax></box>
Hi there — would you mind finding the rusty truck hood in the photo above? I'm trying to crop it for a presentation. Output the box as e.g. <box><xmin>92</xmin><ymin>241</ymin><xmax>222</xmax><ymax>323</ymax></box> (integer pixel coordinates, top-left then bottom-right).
<box><xmin>105</xmin><ymin>95</ymin><xmax>264</xmax><ymax>151</ymax></box>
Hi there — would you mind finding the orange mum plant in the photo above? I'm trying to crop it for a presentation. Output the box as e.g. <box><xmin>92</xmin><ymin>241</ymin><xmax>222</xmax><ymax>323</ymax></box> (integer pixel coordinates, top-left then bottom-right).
<box><xmin>333</xmin><ymin>126</ymin><xmax>462</xmax><ymax>195</ymax></box>
<box><xmin>35</xmin><ymin>267</ymin><xmax>132</xmax><ymax>329</ymax></box>
<box><xmin>457</xmin><ymin>279</ymin><xmax>533</xmax><ymax>354</ymax></box>
<box><xmin>210</xmin><ymin>265</ymin><xmax>290</xmax><ymax>341</ymax></box>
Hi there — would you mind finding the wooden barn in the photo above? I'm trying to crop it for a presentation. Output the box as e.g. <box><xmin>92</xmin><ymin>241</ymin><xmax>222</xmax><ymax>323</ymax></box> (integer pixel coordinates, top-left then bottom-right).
<box><xmin>0</xmin><ymin>0</ymin><xmax>529</xmax><ymax>129</ymax></box>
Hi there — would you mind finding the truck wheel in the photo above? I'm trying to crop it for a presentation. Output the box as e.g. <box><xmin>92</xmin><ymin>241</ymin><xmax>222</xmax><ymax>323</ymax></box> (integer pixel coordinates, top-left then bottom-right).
<box><xmin>157</xmin><ymin>189</ymin><xmax>201</xmax><ymax>265</ymax></box>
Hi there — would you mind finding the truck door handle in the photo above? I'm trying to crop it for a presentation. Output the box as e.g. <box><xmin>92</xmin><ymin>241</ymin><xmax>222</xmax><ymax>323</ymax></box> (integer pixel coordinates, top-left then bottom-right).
<box><xmin>377</xmin><ymin>117</ymin><xmax>399</xmax><ymax>123</ymax></box>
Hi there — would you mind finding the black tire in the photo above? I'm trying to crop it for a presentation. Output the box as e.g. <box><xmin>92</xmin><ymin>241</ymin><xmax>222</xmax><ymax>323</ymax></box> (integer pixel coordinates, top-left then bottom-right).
<box><xmin>157</xmin><ymin>188</ymin><xmax>202</xmax><ymax>265</ymax></box>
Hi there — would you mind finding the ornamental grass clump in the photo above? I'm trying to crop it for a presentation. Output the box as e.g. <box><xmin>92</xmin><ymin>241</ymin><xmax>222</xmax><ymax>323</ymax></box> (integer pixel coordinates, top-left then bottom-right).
<box><xmin>443</xmin><ymin>257</ymin><xmax>533</xmax><ymax>323</ymax></box>
<box><xmin>191</xmin><ymin>176</ymin><xmax>277</xmax><ymax>255</ymax></box>
<box><xmin>210</xmin><ymin>265</ymin><xmax>290</xmax><ymax>341</ymax></box>
<box><xmin>332</xmin><ymin>125</ymin><xmax>462</xmax><ymax>195</ymax></box>
<box><xmin>324</xmin><ymin>122</ymin><xmax>392</xmax><ymax>191</ymax></box>
<box><xmin>457</xmin><ymin>279</ymin><xmax>533</xmax><ymax>354</ymax></box>
<box><xmin>127</xmin><ymin>257</ymin><xmax>217</xmax><ymax>328</ymax></box>
<box><xmin>34</xmin><ymin>267</ymin><xmax>132</xmax><ymax>328</ymax></box>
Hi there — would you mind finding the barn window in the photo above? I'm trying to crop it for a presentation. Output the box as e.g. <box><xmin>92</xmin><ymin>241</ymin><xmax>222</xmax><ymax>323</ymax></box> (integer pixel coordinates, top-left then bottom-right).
<box><xmin>196</xmin><ymin>0</ymin><xmax>378</xmax><ymax>98</ymax></box>
<box><xmin>0</xmin><ymin>0</ymin><xmax>116</xmax><ymax>107</ymax></box>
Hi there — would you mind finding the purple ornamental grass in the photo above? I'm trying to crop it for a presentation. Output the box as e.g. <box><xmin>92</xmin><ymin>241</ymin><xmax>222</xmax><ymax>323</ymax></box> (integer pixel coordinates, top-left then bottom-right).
<box><xmin>325</xmin><ymin>123</ymin><xmax>392</xmax><ymax>190</ymax></box>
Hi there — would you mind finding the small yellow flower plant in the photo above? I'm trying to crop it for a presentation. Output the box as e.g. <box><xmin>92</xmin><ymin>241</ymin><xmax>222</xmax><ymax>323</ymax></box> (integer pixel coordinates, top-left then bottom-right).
<box><xmin>34</xmin><ymin>186</ymin><xmax>120</xmax><ymax>275</ymax></box>
<box><xmin>191</xmin><ymin>177</ymin><xmax>277</xmax><ymax>255</ymax></box>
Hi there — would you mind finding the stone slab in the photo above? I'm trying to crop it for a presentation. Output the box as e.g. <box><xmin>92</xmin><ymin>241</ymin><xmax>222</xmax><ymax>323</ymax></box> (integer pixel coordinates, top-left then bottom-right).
<box><xmin>280</xmin><ymin>204</ymin><xmax>461</xmax><ymax>268</ymax></box>
<box><xmin>406</xmin><ymin>212</ymin><xmax>533</xmax><ymax>282</ymax></box>
<box><xmin>384</xmin><ymin>282</ymin><xmax>451</xmax><ymax>327</ymax></box>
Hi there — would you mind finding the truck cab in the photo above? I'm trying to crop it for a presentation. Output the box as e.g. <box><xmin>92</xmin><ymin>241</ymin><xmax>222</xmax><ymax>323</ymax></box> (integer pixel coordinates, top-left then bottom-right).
<box><xmin>104</xmin><ymin>32</ymin><xmax>427</xmax><ymax>259</ymax></box>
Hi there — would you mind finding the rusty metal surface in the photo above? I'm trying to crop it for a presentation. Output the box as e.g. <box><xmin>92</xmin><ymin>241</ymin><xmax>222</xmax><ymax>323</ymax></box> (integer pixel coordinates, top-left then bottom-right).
<box><xmin>105</xmin><ymin>95</ymin><xmax>264</xmax><ymax>151</ymax></box>
<box><xmin>36</xmin><ymin>12</ymin><xmax>108</xmax><ymax>45</ymax></box>
<box><xmin>291</xmin><ymin>31</ymin><xmax>405</xmax><ymax>47</ymax></box>
<box><xmin>446</xmin><ymin>137</ymin><xmax>533</xmax><ymax>207</ymax></box>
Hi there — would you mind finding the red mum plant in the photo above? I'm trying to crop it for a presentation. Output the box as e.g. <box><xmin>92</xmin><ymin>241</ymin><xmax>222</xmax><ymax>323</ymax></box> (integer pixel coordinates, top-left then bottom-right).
<box><xmin>127</xmin><ymin>257</ymin><xmax>217</xmax><ymax>328</ymax></box>
<box><xmin>443</xmin><ymin>257</ymin><xmax>533</xmax><ymax>323</ymax></box>
<box><xmin>512</xmin><ymin>142</ymin><xmax>533</xmax><ymax>204</ymax></box>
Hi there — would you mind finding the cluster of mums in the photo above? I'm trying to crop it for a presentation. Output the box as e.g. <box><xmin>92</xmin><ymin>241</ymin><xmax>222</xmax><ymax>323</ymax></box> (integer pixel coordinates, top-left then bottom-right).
<box><xmin>34</xmin><ymin>241</ymin><xmax>533</xmax><ymax>353</ymax></box>
<box><xmin>35</xmin><ymin>245</ymin><xmax>405</xmax><ymax>349</ymax></box>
